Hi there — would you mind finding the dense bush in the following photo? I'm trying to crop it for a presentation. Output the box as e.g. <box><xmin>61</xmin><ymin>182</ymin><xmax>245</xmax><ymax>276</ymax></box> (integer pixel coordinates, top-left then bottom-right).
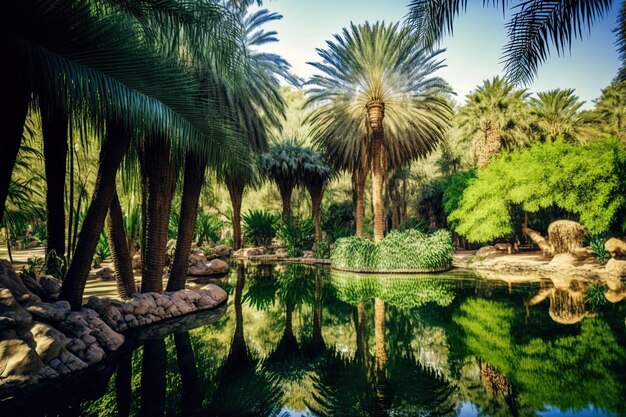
<box><xmin>242</xmin><ymin>209</ymin><xmax>279</xmax><ymax>246</ymax></box>
<box><xmin>449</xmin><ymin>139</ymin><xmax>626</xmax><ymax>243</ymax></box>
<box><xmin>276</xmin><ymin>216</ymin><xmax>315</xmax><ymax>257</ymax></box>
<box><xmin>331</xmin><ymin>229</ymin><xmax>454</xmax><ymax>271</ymax></box>
<box><xmin>194</xmin><ymin>209</ymin><xmax>223</xmax><ymax>245</ymax></box>
<box><xmin>312</xmin><ymin>238</ymin><xmax>331</xmax><ymax>259</ymax></box>
<box><xmin>322</xmin><ymin>201</ymin><xmax>355</xmax><ymax>241</ymax></box>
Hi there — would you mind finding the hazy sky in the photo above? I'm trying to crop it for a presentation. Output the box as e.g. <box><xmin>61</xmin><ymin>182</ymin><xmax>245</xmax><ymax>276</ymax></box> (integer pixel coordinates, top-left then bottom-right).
<box><xmin>258</xmin><ymin>0</ymin><xmax>621</xmax><ymax>109</ymax></box>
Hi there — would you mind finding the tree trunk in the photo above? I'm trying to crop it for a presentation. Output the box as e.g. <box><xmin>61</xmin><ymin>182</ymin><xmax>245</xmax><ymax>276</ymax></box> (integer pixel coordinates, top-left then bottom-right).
<box><xmin>140</xmin><ymin>338</ymin><xmax>167</xmax><ymax>417</ymax></box>
<box><xmin>167</xmin><ymin>153</ymin><xmax>205</xmax><ymax>292</ymax></box>
<box><xmin>371</xmin><ymin>131</ymin><xmax>385</xmax><ymax>241</ymax></box>
<box><xmin>0</xmin><ymin>78</ymin><xmax>30</xmax><ymax>225</ymax></box>
<box><xmin>474</xmin><ymin>121</ymin><xmax>502</xmax><ymax>169</ymax></box>
<box><xmin>226</xmin><ymin>178</ymin><xmax>244</xmax><ymax>251</ymax></box>
<box><xmin>41</xmin><ymin>95</ymin><xmax>68</xmax><ymax>257</ymax></box>
<box><xmin>278</xmin><ymin>183</ymin><xmax>293</xmax><ymax>219</ymax></box>
<box><xmin>59</xmin><ymin>123</ymin><xmax>131</xmax><ymax>310</ymax></box>
<box><xmin>108</xmin><ymin>190</ymin><xmax>136</xmax><ymax>299</ymax></box>
<box><xmin>308</xmin><ymin>184</ymin><xmax>324</xmax><ymax>242</ymax></box>
<box><xmin>141</xmin><ymin>136</ymin><xmax>177</xmax><ymax>293</ymax></box>
<box><xmin>354</xmin><ymin>165</ymin><xmax>367</xmax><ymax>237</ymax></box>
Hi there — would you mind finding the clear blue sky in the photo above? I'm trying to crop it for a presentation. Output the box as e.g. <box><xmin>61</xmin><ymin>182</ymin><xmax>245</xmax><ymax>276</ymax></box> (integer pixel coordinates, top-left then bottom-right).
<box><xmin>258</xmin><ymin>0</ymin><xmax>621</xmax><ymax>109</ymax></box>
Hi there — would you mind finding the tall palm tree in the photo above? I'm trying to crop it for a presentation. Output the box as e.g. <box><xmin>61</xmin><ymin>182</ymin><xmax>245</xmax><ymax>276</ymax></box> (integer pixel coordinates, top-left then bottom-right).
<box><xmin>306</xmin><ymin>22</ymin><xmax>452</xmax><ymax>241</ymax></box>
<box><xmin>458</xmin><ymin>76</ymin><xmax>530</xmax><ymax>168</ymax></box>
<box><xmin>529</xmin><ymin>88</ymin><xmax>591</xmax><ymax>142</ymax></box>
<box><xmin>300</xmin><ymin>148</ymin><xmax>335</xmax><ymax>242</ymax></box>
<box><xmin>407</xmin><ymin>0</ymin><xmax>617</xmax><ymax>85</ymax></box>
<box><xmin>594</xmin><ymin>81</ymin><xmax>626</xmax><ymax>142</ymax></box>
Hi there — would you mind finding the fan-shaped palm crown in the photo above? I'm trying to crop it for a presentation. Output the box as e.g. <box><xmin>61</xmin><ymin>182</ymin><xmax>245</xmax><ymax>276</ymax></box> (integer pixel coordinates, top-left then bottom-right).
<box><xmin>305</xmin><ymin>21</ymin><xmax>452</xmax><ymax>171</ymax></box>
<box><xmin>529</xmin><ymin>88</ymin><xmax>589</xmax><ymax>142</ymax></box>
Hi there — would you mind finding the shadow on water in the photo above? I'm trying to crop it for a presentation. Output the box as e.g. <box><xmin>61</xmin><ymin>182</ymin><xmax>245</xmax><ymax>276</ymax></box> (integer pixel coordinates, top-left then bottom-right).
<box><xmin>3</xmin><ymin>263</ymin><xmax>626</xmax><ymax>417</ymax></box>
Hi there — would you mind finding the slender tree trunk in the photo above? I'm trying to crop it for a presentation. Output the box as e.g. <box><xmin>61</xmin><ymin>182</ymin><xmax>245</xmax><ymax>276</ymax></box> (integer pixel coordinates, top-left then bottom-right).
<box><xmin>278</xmin><ymin>183</ymin><xmax>293</xmax><ymax>219</ymax></box>
<box><xmin>141</xmin><ymin>136</ymin><xmax>177</xmax><ymax>293</ymax></box>
<box><xmin>308</xmin><ymin>184</ymin><xmax>324</xmax><ymax>242</ymax></box>
<box><xmin>6</xmin><ymin>230</ymin><xmax>13</xmax><ymax>264</ymax></box>
<box><xmin>0</xmin><ymin>79</ymin><xmax>30</xmax><ymax>225</ymax></box>
<box><xmin>59</xmin><ymin>123</ymin><xmax>131</xmax><ymax>309</ymax></box>
<box><xmin>41</xmin><ymin>95</ymin><xmax>68</xmax><ymax>257</ymax></box>
<box><xmin>371</xmin><ymin>131</ymin><xmax>385</xmax><ymax>241</ymax></box>
<box><xmin>374</xmin><ymin>297</ymin><xmax>389</xmax><ymax>417</ymax></box>
<box><xmin>474</xmin><ymin>121</ymin><xmax>502</xmax><ymax>169</ymax></box>
<box><xmin>140</xmin><ymin>338</ymin><xmax>167</xmax><ymax>417</ymax></box>
<box><xmin>115</xmin><ymin>351</ymin><xmax>133</xmax><ymax>417</ymax></box>
<box><xmin>354</xmin><ymin>165</ymin><xmax>367</xmax><ymax>237</ymax></box>
<box><xmin>226</xmin><ymin>179</ymin><xmax>244</xmax><ymax>251</ymax></box>
<box><xmin>355</xmin><ymin>302</ymin><xmax>367</xmax><ymax>363</ymax></box>
<box><xmin>108</xmin><ymin>191</ymin><xmax>136</xmax><ymax>299</ymax></box>
<box><xmin>167</xmin><ymin>153</ymin><xmax>205</xmax><ymax>292</ymax></box>
<box><xmin>174</xmin><ymin>332</ymin><xmax>202</xmax><ymax>416</ymax></box>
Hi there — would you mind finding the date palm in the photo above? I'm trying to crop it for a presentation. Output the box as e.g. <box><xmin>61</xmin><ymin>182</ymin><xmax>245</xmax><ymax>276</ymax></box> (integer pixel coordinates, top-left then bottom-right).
<box><xmin>529</xmin><ymin>88</ymin><xmax>590</xmax><ymax>142</ymax></box>
<box><xmin>407</xmin><ymin>0</ymin><xmax>618</xmax><ymax>85</ymax></box>
<box><xmin>306</xmin><ymin>22</ymin><xmax>452</xmax><ymax>241</ymax></box>
<box><xmin>458</xmin><ymin>76</ymin><xmax>530</xmax><ymax>168</ymax></box>
<box><xmin>594</xmin><ymin>81</ymin><xmax>626</xmax><ymax>142</ymax></box>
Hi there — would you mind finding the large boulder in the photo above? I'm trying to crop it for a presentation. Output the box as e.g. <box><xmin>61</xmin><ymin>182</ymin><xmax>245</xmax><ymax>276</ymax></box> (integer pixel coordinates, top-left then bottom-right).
<box><xmin>0</xmin><ymin>338</ymin><xmax>45</xmax><ymax>379</ymax></box>
<box><xmin>206</xmin><ymin>259</ymin><xmax>229</xmax><ymax>274</ymax></box>
<box><xmin>475</xmin><ymin>246</ymin><xmax>501</xmax><ymax>258</ymax></box>
<box><xmin>0</xmin><ymin>289</ymin><xmax>32</xmax><ymax>331</ymax></box>
<box><xmin>39</xmin><ymin>276</ymin><xmax>62</xmax><ymax>301</ymax></box>
<box><xmin>605</xmin><ymin>258</ymin><xmax>626</xmax><ymax>277</ymax></box>
<box><xmin>213</xmin><ymin>245</ymin><xmax>232</xmax><ymax>258</ymax></box>
<box><xmin>605</xmin><ymin>238</ymin><xmax>626</xmax><ymax>259</ymax></box>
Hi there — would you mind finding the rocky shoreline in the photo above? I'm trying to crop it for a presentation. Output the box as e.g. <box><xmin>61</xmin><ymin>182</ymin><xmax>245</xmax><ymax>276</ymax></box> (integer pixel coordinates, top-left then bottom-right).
<box><xmin>0</xmin><ymin>260</ymin><xmax>227</xmax><ymax>398</ymax></box>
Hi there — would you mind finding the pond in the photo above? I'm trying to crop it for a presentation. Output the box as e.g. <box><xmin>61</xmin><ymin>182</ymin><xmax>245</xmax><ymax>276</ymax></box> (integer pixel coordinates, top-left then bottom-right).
<box><xmin>6</xmin><ymin>262</ymin><xmax>626</xmax><ymax>417</ymax></box>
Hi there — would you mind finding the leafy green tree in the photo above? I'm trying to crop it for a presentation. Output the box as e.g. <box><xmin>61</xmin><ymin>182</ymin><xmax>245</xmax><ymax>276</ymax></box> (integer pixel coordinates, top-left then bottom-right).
<box><xmin>458</xmin><ymin>76</ymin><xmax>531</xmax><ymax>168</ymax></box>
<box><xmin>299</xmin><ymin>148</ymin><xmax>335</xmax><ymax>242</ymax></box>
<box><xmin>449</xmin><ymin>139</ymin><xmax>626</xmax><ymax>243</ymax></box>
<box><xmin>407</xmin><ymin>0</ymin><xmax>619</xmax><ymax>84</ymax></box>
<box><xmin>306</xmin><ymin>21</ymin><xmax>452</xmax><ymax>241</ymax></box>
<box><xmin>593</xmin><ymin>81</ymin><xmax>626</xmax><ymax>142</ymax></box>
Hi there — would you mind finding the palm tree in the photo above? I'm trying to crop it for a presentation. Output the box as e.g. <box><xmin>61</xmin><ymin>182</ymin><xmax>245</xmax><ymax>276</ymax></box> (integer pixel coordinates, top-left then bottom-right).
<box><xmin>407</xmin><ymin>0</ymin><xmax>618</xmax><ymax>85</ymax></box>
<box><xmin>529</xmin><ymin>88</ymin><xmax>591</xmax><ymax>142</ymax></box>
<box><xmin>594</xmin><ymin>81</ymin><xmax>626</xmax><ymax>142</ymax></box>
<box><xmin>458</xmin><ymin>76</ymin><xmax>530</xmax><ymax>168</ymax></box>
<box><xmin>306</xmin><ymin>22</ymin><xmax>452</xmax><ymax>241</ymax></box>
<box><xmin>300</xmin><ymin>148</ymin><xmax>335</xmax><ymax>242</ymax></box>
<box><xmin>107</xmin><ymin>191</ymin><xmax>136</xmax><ymax>299</ymax></box>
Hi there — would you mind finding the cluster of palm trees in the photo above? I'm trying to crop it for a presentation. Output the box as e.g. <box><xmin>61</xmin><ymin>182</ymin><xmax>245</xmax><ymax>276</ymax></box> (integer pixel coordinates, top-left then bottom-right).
<box><xmin>1</xmin><ymin>0</ymin><xmax>293</xmax><ymax>309</ymax></box>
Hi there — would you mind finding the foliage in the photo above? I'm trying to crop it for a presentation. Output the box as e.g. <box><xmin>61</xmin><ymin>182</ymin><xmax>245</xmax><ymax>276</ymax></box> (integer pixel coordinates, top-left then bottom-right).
<box><xmin>242</xmin><ymin>209</ymin><xmax>279</xmax><ymax>246</ymax></box>
<box><xmin>94</xmin><ymin>230</ymin><xmax>111</xmax><ymax>267</ymax></box>
<box><xmin>195</xmin><ymin>208</ymin><xmax>223</xmax><ymax>245</ymax></box>
<box><xmin>44</xmin><ymin>250</ymin><xmax>68</xmax><ymax>280</ymax></box>
<box><xmin>441</xmin><ymin>170</ymin><xmax>476</xmax><ymax>233</ymax></box>
<box><xmin>322</xmin><ymin>201</ymin><xmax>355</xmax><ymax>241</ymax></box>
<box><xmin>22</xmin><ymin>256</ymin><xmax>44</xmax><ymax>281</ymax></box>
<box><xmin>589</xmin><ymin>236</ymin><xmax>610</xmax><ymax>263</ymax></box>
<box><xmin>331</xmin><ymin>229</ymin><xmax>455</xmax><ymax>271</ymax></box>
<box><xmin>529</xmin><ymin>88</ymin><xmax>592</xmax><ymax>142</ymax></box>
<box><xmin>312</xmin><ymin>238</ymin><xmax>331</xmax><ymax>259</ymax></box>
<box><xmin>585</xmin><ymin>283</ymin><xmax>608</xmax><ymax>311</ymax></box>
<box><xmin>276</xmin><ymin>216</ymin><xmax>315</xmax><ymax>257</ymax></box>
<box><xmin>449</xmin><ymin>139</ymin><xmax>626</xmax><ymax>243</ymax></box>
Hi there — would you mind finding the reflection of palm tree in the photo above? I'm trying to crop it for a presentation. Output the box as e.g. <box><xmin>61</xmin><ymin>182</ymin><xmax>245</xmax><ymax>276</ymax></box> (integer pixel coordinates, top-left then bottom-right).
<box><xmin>374</xmin><ymin>298</ymin><xmax>391</xmax><ymax>417</ymax></box>
<box><xmin>174</xmin><ymin>332</ymin><xmax>202</xmax><ymax>416</ymax></box>
<box><xmin>115</xmin><ymin>351</ymin><xmax>132</xmax><ymax>417</ymax></box>
<box><xmin>310</xmin><ymin>270</ymin><xmax>326</xmax><ymax>354</ymax></box>
<box><xmin>140</xmin><ymin>338</ymin><xmax>167</xmax><ymax>417</ymax></box>
<box><xmin>354</xmin><ymin>302</ymin><xmax>368</xmax><ymax>364</ymax></box>
<box><xmin>526</xmin><ymin>280</ymin><xmax>589</xmax><ymax>324</ymax></box>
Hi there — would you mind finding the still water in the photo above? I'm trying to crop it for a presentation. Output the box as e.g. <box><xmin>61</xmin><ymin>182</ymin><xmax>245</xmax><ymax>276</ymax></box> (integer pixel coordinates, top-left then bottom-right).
<box><xmin>10</xmin><ymin>263</ymin><xmax>626</xmax><ymax>416</ymax></box>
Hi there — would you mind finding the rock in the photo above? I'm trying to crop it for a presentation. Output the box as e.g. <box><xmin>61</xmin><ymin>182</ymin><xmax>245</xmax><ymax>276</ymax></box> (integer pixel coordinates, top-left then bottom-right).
<box><xmin>606</xmin><ymin>258</ymin><xmax>626</xmax><ymax>277</ymax></box>
<box><xmin>26</xmin><ymin>301</ymin><xmax>70</xmax><ymax>322</ymax></box>
<box><xmin>232</xmin><ymin>249</ymin><xmax>245</xmax><ymax>257</ymax></box>
<box><xmin>274</xmin><ymin>248</ymin><xmax>288</xmax><ymax>258</ymax></box>
<box><xmin>548</xmin><ymin>253</ymin><xmax>581</xmax><ymax>269</ymax></box>
<box><xmin>0</xmin><ymin>260</ymin><xmax>39</xmax><ymax>305</ymax></box>
<box><xmin>605</xmin><ymin>237</ymin><xmax>626</xmax><ymax>259</ymax></box>
<box><xmin>475</xmin><ymin>246</ymin><xmax>500</xmax><ymax>258</ymax></box>
<box><xmin>39</xmin><ymin>275</ymin><xmax>62</xmax><ymax>301</ymax></box>
<box><xmin>132</xmin><ymin>254</ymin><xmax>142</xmax><ymax>270</ymax></box>
<box><xmin>302</xmin><ymin>251</ymin><xmax>313</xmax><ymax>259</ymax></box>
<box><xmin>200</xmin><ymin>284</ymin><xmax>228</xmax><ymax>305</ymax></box>
<box><xmin>93</xmin><ymin>267</ymin><xmax>115</xmax><ymax>280</ymax></box>
<box><xmin>214</xmin><ymin>244</ymin><xmax>232</xmax><ymax>258</ymax></box>
<box><xmin>189</xmin><ymin>249</ymin><xmax>207</xmax><ymax>265</ymax></box>
<box><xmin>20</xmin><ymin>274</ymin><xmax>43</xmax><ymax>298</ymax></box>
<box><xmin>30</xmin><ymin>322</ymin><xmax>69</xmax><ymax>363</ymax></box>
<box><xmin>25</xmin><ymin>240</ymin><xmax>39</xmax><ymax>249</ymax></box>
<box><xmin>0</xmin><ymin>338</ymin><xmax>45</xmax><ymax>379</ymax></box>
<box><xmin>206</xmin><ymin>259</ymin><xmax>229</xmax><ymax>274</ymax></box>
<box><xmin>494</xmin><ymin>243</ymin><xmax>512</xmax><ymax>253</ymax></box>
<box><xmin>244</xmin><ymin>247</ymin><xmax>265</xmax><ymax>257</ymax></box>
<box><xmin>0</xmin><ymin>288</ymin><xmax>32</xmax><ymax>330</ymax></box>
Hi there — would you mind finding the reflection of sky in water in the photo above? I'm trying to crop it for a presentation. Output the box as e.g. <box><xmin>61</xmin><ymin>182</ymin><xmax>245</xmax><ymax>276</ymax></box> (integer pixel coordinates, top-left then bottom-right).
<box><xmin>459</xmin><ymin>402</ymin><xmax>480</xmax><ymax>416</ymax></box>
<box><xmin>538</xmin><ymin>405</ymin><xmax>615</xmax><ymax>417</ymax></box>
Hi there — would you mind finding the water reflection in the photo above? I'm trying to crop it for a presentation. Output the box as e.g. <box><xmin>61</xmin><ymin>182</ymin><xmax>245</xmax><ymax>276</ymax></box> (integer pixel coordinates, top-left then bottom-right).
<box><xmin>8</xmin><ymin>263</ymin><xmax>625</xmax><ymax>417</ymax></box>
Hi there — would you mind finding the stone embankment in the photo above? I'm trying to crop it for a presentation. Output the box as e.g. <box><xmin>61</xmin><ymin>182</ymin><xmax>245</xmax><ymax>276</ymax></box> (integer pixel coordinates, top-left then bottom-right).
<box><xmin>0</xmin><ymin>260</ymin><xmax>226</xmax><ymax>396</ymax></box>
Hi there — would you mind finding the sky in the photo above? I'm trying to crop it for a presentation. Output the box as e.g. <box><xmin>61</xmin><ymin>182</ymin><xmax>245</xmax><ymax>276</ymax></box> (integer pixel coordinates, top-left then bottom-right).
<box><xmin>257</xmin><ymin>0</ymin><xmax>621</xmax><ymax>109</ymax></box>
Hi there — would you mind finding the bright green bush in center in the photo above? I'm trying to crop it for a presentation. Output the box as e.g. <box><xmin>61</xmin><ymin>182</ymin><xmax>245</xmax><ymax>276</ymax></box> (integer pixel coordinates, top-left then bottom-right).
<box><xmin>331</xmin><ymin>229</ymin><xmax>454</xmax><ymax>271</ymax></box>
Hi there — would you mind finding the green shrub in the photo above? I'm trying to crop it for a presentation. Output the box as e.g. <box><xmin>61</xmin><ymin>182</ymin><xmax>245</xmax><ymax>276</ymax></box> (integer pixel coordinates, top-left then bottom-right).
<box><xmin>94</xmin><ymin>230</ymin><xmax>111</xmax><ymax>265</ymax></box>
<box><xmin>331</xmin><ymin>229</ymin><xmax>455</xmax><ymax>271</ymax></box>
<box><xmin>195</xmin><ymin>208</ymin><xmax>223</xmax><ymax>245</ymax></box>
<box><xmin>589</xmin><ymin>236</ymin><xmax>610</xmax><ymax>263</ymax></box>
<box><xmin>276</xmin><ymin>216</ymin><xmax>314</xmax><ymax>257</ymax></box>
<box><xmin>242</xmin><ymin>209</ymin><xmax>279</xmax><ymax>246</ymax></box>
<box><xmin>312</xmin><ymin>238</ymin><xmax>331</xmax><ymax>259</ymax></box>
<box><xmin>322</xmin><ymin>201</ymin><xmax>354</xmax><ymax>241</ymax></box>
<box><xmin>44</xmin><ymin>250</ymin><xmax>67</xmax><ymax>280</ymax></box>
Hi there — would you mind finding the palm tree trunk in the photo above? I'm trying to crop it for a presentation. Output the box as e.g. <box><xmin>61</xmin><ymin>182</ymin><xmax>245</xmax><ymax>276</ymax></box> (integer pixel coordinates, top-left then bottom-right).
<box><xmin>474</xmin><ymin>121</ymin><xmax>502</xmax><ymax>169</ymax></box>
<box><xmin>167</xmin><ymin>153</ymin><xmax>205</xmax><ymax>292</ymax></box>
<box><xmin>59</xmin><ymin>123</ymin><xmax>131</xmax><ymax>310</ymax></box>
<box><xmin>278</xmin><ymin>183</ymin><xmax>293</xmax><ymax>219</ymax></box>
<box><xmin>108</xmin><ymin>190</ymin><xmax>136</xmax><ymax>299</ymax></box>
<box><xmin>226</xmin><ymin>178</ymin><xmax>244</xmax><ymax>251</ymax></box>
<box><xmin>374</xmin><ymin>297</ymin><xmax>389</xmax><ymax>417</ymax></box>
<box><xmin>355</xmin><ymin>302</ymin><xmax>367</xmax><ymax>363</ymax></box>
<box><xmin>140</xmin><ymin>338</ymin><xmax>167</xmax><ymax>417</ymax></box>
<box><xmin>41</xmin><ymin>95</ymin><xmax>68</xmax><ymax>257</ymax></box>
<box><xmin>0</xmin><ymin>79</ymin><xmax>30</xmax><ymax>225</ymax></box>
<box><xmin>354</xmin><ymin>165</ymin><xmax>367</xmax><ymax>237</ymax></box>
<box><xmin>141</xmin><ymin>136</ymin><xmax>177</xmax><ymax>293</ymax></box>
<box><xmin>371</xmin><ymin>131</ymin><xmax>385</xmax><ymax>241</ymax></box>
<box><xmin>308</xmin><ymin>184</ymin><xmax>324</xmax><ymax>242</ymax></box>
